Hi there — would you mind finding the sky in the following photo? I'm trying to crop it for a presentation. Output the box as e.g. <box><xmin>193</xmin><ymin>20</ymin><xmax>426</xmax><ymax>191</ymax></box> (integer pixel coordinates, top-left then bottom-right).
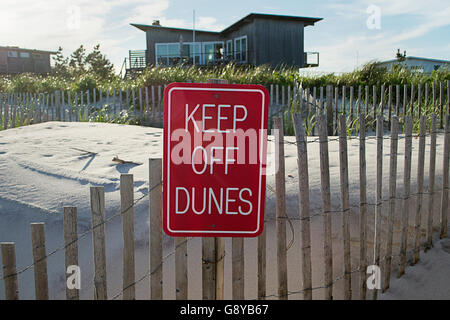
<box><xmin>1</xmin><ymin>0</ymin><xmax>449</xmax><ymax>74</ymax></box>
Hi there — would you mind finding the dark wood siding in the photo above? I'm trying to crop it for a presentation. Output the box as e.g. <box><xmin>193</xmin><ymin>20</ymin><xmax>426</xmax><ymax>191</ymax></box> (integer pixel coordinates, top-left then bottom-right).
<box><xmin>0</xmin><ymin>48</ymin><xmax>52</xmax><ymax>74</ymax></box>
<box><xmin>252</xmin><ymin>18</ymin><xmax>304</xmax><ymax>68</ymax></box>
<box><xmin>143</xmin><ymin>17</ymin><xmax>307</xmax><ymax>69</ymax></box>
<box><xmin>224</xmin><ymin>23</ymin><xmax>256</xmax><ymax>65</ymax></box>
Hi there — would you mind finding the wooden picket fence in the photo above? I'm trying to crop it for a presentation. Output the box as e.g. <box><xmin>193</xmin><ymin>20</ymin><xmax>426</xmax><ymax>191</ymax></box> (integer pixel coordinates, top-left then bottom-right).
<box><xmin>1</xmin><ymin>80</ymin><xmax>449</xmax><ymax>134</ymax></box>
<box><xmin>0</xmin><ymin>82</ymin><xmax>449</xmax><ymax>300</ymax></box>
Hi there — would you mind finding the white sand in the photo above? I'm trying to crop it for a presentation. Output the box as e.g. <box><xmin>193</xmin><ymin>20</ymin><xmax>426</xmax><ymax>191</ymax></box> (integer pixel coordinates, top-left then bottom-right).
<box><xmin>0</xmin><ymin>121</ymin><xmax>448</xmax><ymax>300</ymax></box>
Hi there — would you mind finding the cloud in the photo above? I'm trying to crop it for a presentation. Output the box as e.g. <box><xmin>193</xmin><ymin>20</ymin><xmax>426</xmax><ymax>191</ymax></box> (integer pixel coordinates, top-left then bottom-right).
<box><xmin>311</xmin><ymin>0</ymin><xmax>450</xmax><ymax>72</ymax></box>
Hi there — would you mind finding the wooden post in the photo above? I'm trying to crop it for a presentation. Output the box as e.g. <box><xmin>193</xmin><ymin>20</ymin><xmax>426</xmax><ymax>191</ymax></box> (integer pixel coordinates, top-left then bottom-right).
<box><xmin>139</xmin><ymin>87</ymin><xmax>143</xmax><ymax>119</ymax></box>
<box><xmin>121</xmin><ymin>174</ymin><xmax>136</xmax><ymax>300</ymax></box>
<box><xmin>293</xmin><ymin>113</ymin><xmax>313</xmax><ymax>300</ymax></box>
<box><xmin>432</xmin><ymin>81</ymin><xmax>436</xmax><ymax>113</ymax></box>
<box><xmin>11</xmin><ymin>105</ymin><xmax>16</xmax><ymax>128</ymax></box>
<box><xmin>372</xmin><ymin>115</ymin><xmax>383</xmax><ymax>300</ymax></box>
<box><xmin>413</xmin><ymin>116</ymin><xmax>426</xmax><ymax>264</ymax></box>
<box><xmin>396</xmin><ymin>85</ymin><xmax>400</xmax><ymax>117</ymax></box>
<box><xmin>342</xmin><ymin>86</ymin><xmax>346</xmax><ymax>116</ymax></box>
<box><xmin>326</xmin><ymin>85</ymin><xmax>333</xmax><ymax>136</ymax></box>
<box><xmin>55</xmin><ymin>90</ymin><xmax>61</xmax><ymax>121</ymax></box>
<box><xmin>373</xmin><ymin>85</ymin><xmax>377</xmax><ymax>120</ymax></box>
<box><xmin>398</xmin><ymin>116</ymin><xmax>413</xmax><ymax>277</ymax></box>
<box><xmin>318</xmin><ymin>115</ymin><xmax>333</xmax><ymax>300</ymax></box>
<box><xmin>382</xmin><ymin>116</ymin><xmax>399</xmax><ymax>293</ymax></box>
<box><xmin>1</xmin><ymin>243</ymin><xmax>19</xmax><ymax>300</ymax></box>
<box><xmin>349</xmin><ymin>86</ymin><xmax>354</xmax><ymax>122</ymax></box>
<box><xmin>418</xmin><ymin>83</ymin><xmax>422</xmax><ymax>118</ymax></box>
<box><xmin>357</xmin><ymin>86</ymin><xmax>361</xmax><ymax>116</ymax></box>
<box><xmin>365</xmin><ymin>85</ymin><xmax>369</xmax><ymax>115</ymax></box>
<box><xmin>380</xmin><ymin>84</ymin><xmax>385</xmax><ymax>117</ymax></box>
<box><xmin>426</xmin><ymin>115</ymin><xmax>437</xmax><ymax>250</ymax></box>
<box><xmin>359</xmin><ymin>114</ymin><xmax>367</xmax><ymax>300</ymax></box>
<box><xmin>3</xmin><ymin>103</ymin><xmax>8</xmax><ymax>130</ymax></box>
<box><xmin>175</xmin><ymin>237</ymin><xmax>188</xmax><ymax>300</ymax></box>
<box><xmin>63</xmin><ymin>207</ymin><xmax>79</xmax><ymax>300</ymax></box>
<box><xmin>440</xmin><ymin>115</ymin><xmax>450</xmax><ymax>238</ymax></box>
<box><xmin>232</xmin><ymin>238</ymin><xmax>244</xmax><ymax>300</ymax></box>
<box><xmin>403</xmin><ymin>85</ymin><xmax>407</xmax><ymax>120</ymax></box>
<box><xmin>204</xmin><ymin>78</ymin><xmax>228</xmax><ymax>300</ymax></box>
<box><xmin>440</xmin><ymin>82</ymin><xmax>444</xmax><ymax>129</ymax></box>
<box><xmin>273</xmin><ymin>117</ymin><xmax>287</xmax><ymax>300</ymax></box>
<box><xmin>158</xmin><ymin>86</ymin><xmax>163</xmax><ymax>119</ymax></box>
<box><xmin>149</xmin><ymin>159</ymin><xmax>163</xmax><ymax>300</ymax></box>
<box><xmin>388</xmin><ymin>85</ymin><xmax>393</xmax><ymax>127</ymax></box>
<box><xmin>334</xmin><ymin>87</ymin><xmax>339</xmax><ymax>135</ymax></box>
<box><xmin>90</xmin><ymin>186</ymin><xmax>107</xmax><ymax>300</ymax></box>
<box><xmin>257</xmin><ymin>226</ymin><xmax>266</xmax><ymax>300</ymax></box>
<box><xmin>339</xmin><ymin>115</ymin><xmax>351</xmax><ymax>299</ymax></box>
<box><xmin>31</xmin><ymin>223</ymin><xmax>49</xmax><ymax>300</ymax></box>
<box><xmin>410</xmin><ymin>84</ymin><xmax>415</xmax><ymax>117</ymax></box>
<box><xmin>202</xmin><ymin>237</ymin><xmax>216</xmax><ymax>300</ymax></box>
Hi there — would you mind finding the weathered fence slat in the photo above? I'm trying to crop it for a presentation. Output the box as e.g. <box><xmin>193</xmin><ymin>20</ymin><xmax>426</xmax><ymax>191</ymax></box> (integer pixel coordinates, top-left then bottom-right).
<box><xmin>149</xmin><ymin>159</ymin><xmax>163</xmax><ymax>300</ymax></box>
<box><xmin>257</xmin><ymin>225</ymin><xmax>266</xmax><ymax>300</ymax></box>
<box><xmin>372</xmin><ymin>115</ymin><xmax>383</xmax><ymax>300</ymax></box>
<box><xmin>293</xmin><ymin>113</ymin><xmax>313</xmax><ymax>300</ymax></box>
<box><xmin>318</xmin><ymin>115</ymin><xmax>333</xmax><ymax>300</ymax></box>
<box><xmin>440</xmin><ymin>115</ymin><xmax>450</xmax><ymax>238</ymax></box>
<box><xmin>175</xmin><ymin>237</ymin><xmax>188</xmax><ymax>300</ymax></box>
<box><xmin>439</xmin><ymin>82</ymin><xmax>444</xmax><ymax>129</ymax></box>
<box><xmin>359</xmin><ymin>114</ymin><xmax>367</xmax><ymax>300</ymax></box>
<box><xmin>121</xmin><ymin>174</ymin><xmax>135</xmax><ymax>300</ymax></box>
<box><xmin>232</xmin><ymin>238</ymin><xmax>244</xmax><ymax>300</ymax></box>
<box><xmin>326</xmin><ymin>85</ymin><xmax>333</xmax><ymax>135</ymax></box>
<box><xmin>202</xmin><ymin>237</ymin><xmax>215</xmax><ymax>300</ymax></box>
<box><xmin>426</xmin><ymin>115</ymin><xmax>437</xmax><ymax>250</ymax></box>
<box><xmin>1</xmin><ymin>242</ymin><xmax>19</xmax><ymax>300</ymax></box>
<box><xmin>339</xmin><ymin>115</ymin><xmax>352</xmax><ymax>300</ymax></box>
<box><xmin>383</xmin><ymin>116</ymin><xmax>398</xmax><ymax>293</ymax></box>
<box><xmin>273</xmin><ymin>117</ymin><xmax>287</xmax><ymax>300</ymax></box>
<box><xmin>413</xmin><ymin>116</ymin><xmax>426</xmax><ymax>264</ymax></box>
<box><xmin>398</xmin><ymin>116</ymin><xmax>413</xmax><ymax>277</ymax></box>
<box><xmin>90</xmin><ymin>186</ymin><xmax>108</xmax><ymax>300</ymax></box>
<box><xmin>63</xmin><ymin>207</ymin><xmax>79</xmax><ymax>300</ymax></box>
<box><xmin>31</xmin><ymin>222</ymin><xmax>49</xmax><ymax>300</ymax></box>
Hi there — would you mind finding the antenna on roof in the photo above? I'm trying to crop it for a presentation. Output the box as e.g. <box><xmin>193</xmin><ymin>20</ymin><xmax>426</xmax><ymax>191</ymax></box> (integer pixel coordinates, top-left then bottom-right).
<box><xmin>193</xmin><ymin>10</ymin><xmax>196</xmax><ymax>65</ymax></box>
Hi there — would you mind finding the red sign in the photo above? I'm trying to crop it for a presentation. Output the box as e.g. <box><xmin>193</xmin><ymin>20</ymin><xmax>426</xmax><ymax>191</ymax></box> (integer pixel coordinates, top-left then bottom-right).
<box><xmin>163</xmin><ymin>82</ymin><xmax>269</xmax><ymax>237</ymax></box>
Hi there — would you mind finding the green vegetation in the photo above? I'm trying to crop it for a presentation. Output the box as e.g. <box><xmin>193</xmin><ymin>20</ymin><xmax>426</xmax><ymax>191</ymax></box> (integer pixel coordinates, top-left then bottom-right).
<box><xmin>0</xmin><ymin>49</ymin><xmax>449</xmax><ymax>94</ymax></box>
<box><xmin>0</xmin><ymin>45</ymin><xmax>448</xmax><ymax>134</ymax></box>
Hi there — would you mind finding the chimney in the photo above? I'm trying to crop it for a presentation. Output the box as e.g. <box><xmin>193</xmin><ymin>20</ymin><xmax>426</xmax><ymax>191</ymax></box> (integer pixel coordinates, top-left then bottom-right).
<box><xmin>152</xmin><ymin>20</ymin><xmax>160</xmax><ymax>26</ymax></box>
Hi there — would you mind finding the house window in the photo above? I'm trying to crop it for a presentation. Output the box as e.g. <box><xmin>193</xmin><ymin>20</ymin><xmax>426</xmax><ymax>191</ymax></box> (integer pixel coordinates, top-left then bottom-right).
<box><xmin>7</xmin><ymin>51</ymin><xmax>18</xmax><ymax>58</ymax></box>
<box><xmin>203</xmin><ymin>42</ymin><xmax>224</xmax><ymax>64</ymax></box>
<box><xmin>156</xmin><ymin>43</ymin><xmax>202</xmax><ymax>66</ymax></box>
<box><xmin>410</xmin><ymin>65</ymin><xmax>424</xmax><ymax>73</ymax></box>
<box><xmin>226</xmin><ymin>40</ymin><xmax>233</xmax><ymax>61</ymax></box>
<box><xmin>182</xmin><ymin>43</ymin><xmax>201</xmax><ymax>65</ymax></box>
<box><xmin>32</xmin><ymin>53</ymin><xmax>43</xmax><ymax>59</ymax></box>
<box><xmin>19</xmin><ymin>52</ymin><xmax>30</xmax><ymax>58</ymax></box>
<box><xmin>234</xmin><ymin>36</ymin><xmax>247</xmax><ymax>63</ymax></box>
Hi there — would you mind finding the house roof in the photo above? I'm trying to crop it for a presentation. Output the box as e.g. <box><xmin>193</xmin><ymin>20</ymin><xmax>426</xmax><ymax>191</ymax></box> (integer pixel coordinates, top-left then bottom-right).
<box><xmin>221</xmin><ymin>13</ymin><xmax>323</xmax><ymax>33</ymax></box>
<box><xmin>131</xmin><ymin>12</ymin><xmax>323</xmax><ymax>35</ymax></box>
<box><xmin>130</xmin><ymin>23</ymin><xmax>220</xmax><ymax>35</ymax></box>
<box><xmin>0</xmin><ymin>46</ymin><xmax>57</xmax><ymax>54</ymax></box>
<box><xmin>379</xmin><ymin>56</ymin><xmax>450</xmax><ymax>65</ymax></box>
